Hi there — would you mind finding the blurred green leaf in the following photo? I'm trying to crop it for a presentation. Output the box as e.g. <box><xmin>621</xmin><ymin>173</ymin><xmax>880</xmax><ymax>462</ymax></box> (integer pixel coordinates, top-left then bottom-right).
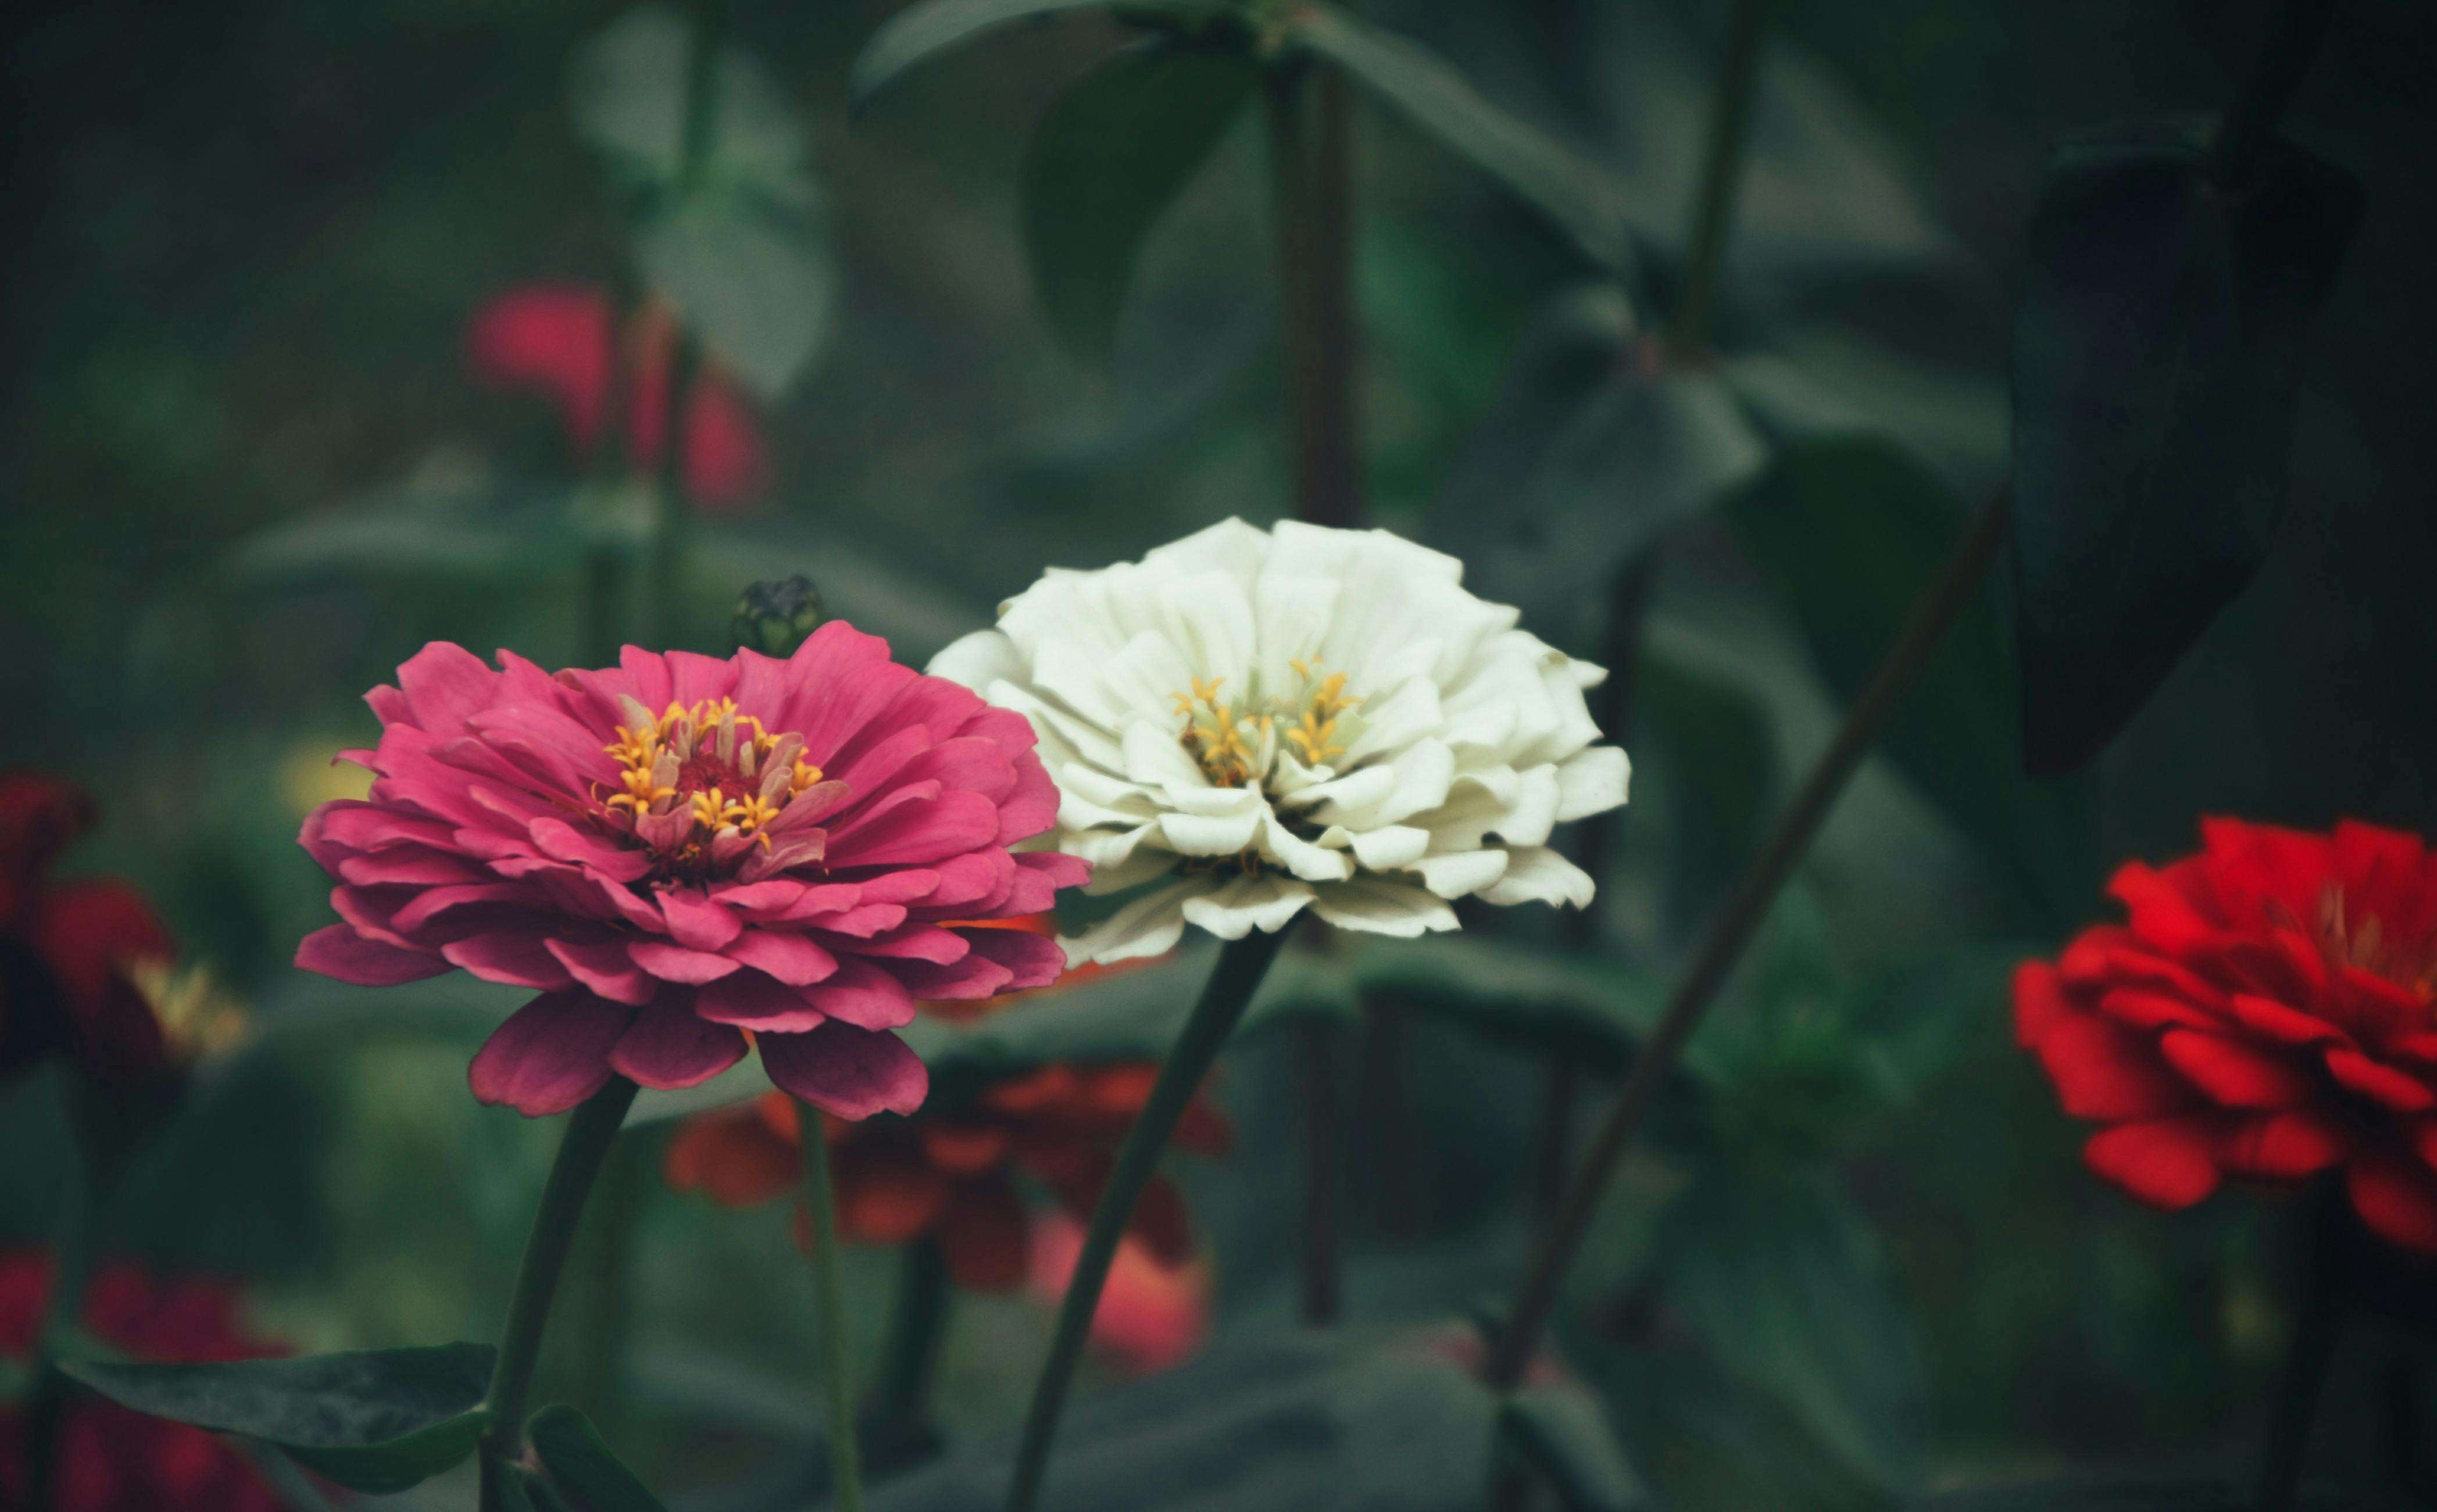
<box><xmin>1657</xmin><ymin>1164</ymin><xmax>1927</xmax><ymax>1490</ymax></box>
<box><xmin>62</xmin><ymin>1345</ymin><xmax>495</xmax><ymax>1495</ymax></box>
<box><xmin>851</xmin><ymin>0</ymin><xmax>1234</xmax><ymax>113</ymax></box>
<box><xmin>2010</xmin><ymin>119</ymin><xmax>2359</xmax><ymax>775</ymax></box>
<box><xmin>868</xmin><ymin>1331</ymin><xmax>1502</xmax><ymax>1510</ymax></box>
<box><xmin>1593</xmin><ymin>1339</ymin><xmax>1888</xmax><ymax>1512</ymax></box>
<box><xmin>224</xmin><ymin>478</ymin><xmax>590</xmax><ymax>587</ymax></box>
<box><xmin>1289</xmin><ymin>7</ymin><xmax>1636</xmax><ymax>277</ymax></box>
<box><xmin>1636</xmin><ymin>647</ymin><xmax>1783</xmax><ymax>930</ymax></box>
<box><xmin>1728</xmin><ymin>437</ymin><xmax>2092</xmax><ymax>928</ymax></box>
<box><xmin>1353</xmin><ymin>934</ymin><xmax>1687</xmax><ymax>1082</ymax></box>
<box><xmin>570</xmin><ymin>6</ymin><xmax>837</xmax><ymax>398</ymax></box>
<box><xmin>527</xmin><ymin>1403</ymin><xmax>669</xmax><ymax>1512</ymax></box>
<box><xmin>1022</xmin><ymin>42</ymin><xmax>1255</xmax><ymax>364</ymax></box>
<box><xmin>633</xmin><ymin>187</ymin><xmax>836</xmax><ymax>401</ymax></box>
<box><xmin>1505</xmin><ymin>1383</ymin><xmax>1649</xmax><ymax>1512</ymax></box>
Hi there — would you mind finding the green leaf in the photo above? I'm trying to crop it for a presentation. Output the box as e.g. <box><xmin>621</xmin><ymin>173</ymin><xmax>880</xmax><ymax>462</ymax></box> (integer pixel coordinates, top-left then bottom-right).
<box><xmin>633</xmin><ymin>185</ymin><xmax>837</xmax><ymax>401</ymax></box>
<box><xmin>527</xmin><ymin>1404</ymin><xmax>670</xmax><ymax>1512</ymax></box>
<box><xmin>1503</xmin><ymin>1384</ymin><xmax>1648</xmax><ymax>1511</ymax></box>
<box><xmin>1657</xmin><ymin>1164</ymin><xmax>1927</xmax><ymax>1489</ymax></box>
<box><xmin>1022</xmin><ymin>42</ymin><xmax>1256</xmax><ymax>364</ymax></box>
<box><xmin>61</xmin><ymin>1345</ymin><xmax>496</xmax><ymax>1495</ymax></box>
<box><xmin>1728</xmin><ymin>437</ymin><xmax>2093</xmax><ymax>930</ymax></box>
<box><xmin>851</xmin><ymin>0</ymin><xmax>1232</xmax><ymax>114</ymax></box>
<box><xmin>569</xmin><ymin>6</ymin><xmax>838</xmax><ymax>399</ymax></box>
<box><xmin>1352</xmin><ymin>934</ymin><xmax>1688</xmax><ymax>1082</ymax></box>
<box><xmin>868</xmin><ymin>1331</ymin><xmax>1502</xmax><ymax>1510</ymax></box>
<box><xmin>1288</xmin><ymin>7</ymin><xmax>1636</xmax><ymax>276</ymax></box>
<box><xmin>2010</xmin><ymin>119</ymin><xmax>2360</xmax><ymax>774</ymax></box>
<box><xmin>1635</xmin><ymin>650</ymin><xmax>1782</xmax><ymax>931</ymax></box>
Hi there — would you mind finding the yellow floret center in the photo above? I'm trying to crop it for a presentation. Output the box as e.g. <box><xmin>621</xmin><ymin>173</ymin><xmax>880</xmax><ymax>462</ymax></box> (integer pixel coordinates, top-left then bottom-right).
<box><xmin>1170</xmin><ymin>660</ymin><xmax>1362</xmax><ymax>789</ymax></box>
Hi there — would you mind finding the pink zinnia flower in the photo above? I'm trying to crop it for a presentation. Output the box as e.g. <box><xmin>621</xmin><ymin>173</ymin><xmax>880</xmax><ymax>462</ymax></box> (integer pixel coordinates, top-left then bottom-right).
<box><xmin>294</xmin><ymin>626</ymin><xmax>1087</xmax><ymax>1118</ymax></box>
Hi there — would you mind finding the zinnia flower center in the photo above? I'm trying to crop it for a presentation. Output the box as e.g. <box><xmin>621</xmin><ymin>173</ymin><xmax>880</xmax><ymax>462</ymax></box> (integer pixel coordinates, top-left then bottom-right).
<box><xmin>599</xmin><ymin>695</ymin><xmax>826</xmax><ymax>877</ymax></box>
<box><xmin>1169</xmin><ymin>660</ymin><xmax>1363</xmax><ymax>790</ymax></box>
<box><xmin>2304</xmin><ymin>884</ymin><xmax>2437</xmax><ymax>1002</ymax></box>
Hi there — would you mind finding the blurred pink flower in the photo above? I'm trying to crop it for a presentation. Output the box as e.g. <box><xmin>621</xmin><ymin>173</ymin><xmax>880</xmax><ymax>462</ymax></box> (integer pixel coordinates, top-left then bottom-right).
<box><xmin>294</xmin><ymin>626</ymin><xmax>1088</xmax><ymax>1118</ymax></box>
<box><xmin>1027</xmin><ymin>1212</ymin><xmax>1210</xmax><ymax>1375</ymax></box>
<box><xmin>467</xmin><ymin>283</ymin><xmax>770</xmax><ymax>510</ymax></box>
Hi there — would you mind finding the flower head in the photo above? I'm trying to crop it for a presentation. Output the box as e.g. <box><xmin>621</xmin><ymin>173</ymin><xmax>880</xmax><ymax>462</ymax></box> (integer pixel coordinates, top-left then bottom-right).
<box><xmin>2016</xmin><ymin>817</ymin><xmax>2437</xmax><ymax>1254</ymax></box>
<box><xmin>0</xmin><ymin>1249</ymin><xmax>287</xmax><ymax>1511</ymax></box>
<box><xmin>467</xmin><ymin>283</ymin><xmax>770</xmax><ymax>510</ymax></box>
<box><xmin>0</xmin><ymin>771</ymin><xmax>177</xmax><ymax>1089</ymax></box>
<box><xmin>930</xmin><ymin>519</ymin><xmax>1630</xmax><ymax>962</ymax></box>
<box><xmin>295</xmin><ymin>625</ymin><xmax>1088</xmax><ymax>1118</ymax></box>
<box><xmin>666</xmin><ymin>1060</ymin><xmax>1229</xmax><ymax>1292</ymax></box>
<box><xmin>1028</xmin><ymin>1213</ymin><xmax>1211</xmax><ymax>1374</ymax></box>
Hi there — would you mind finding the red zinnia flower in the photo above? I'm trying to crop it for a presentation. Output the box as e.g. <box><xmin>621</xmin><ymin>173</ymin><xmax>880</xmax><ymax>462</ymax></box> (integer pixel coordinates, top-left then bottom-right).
<box><xmin>2016</xmin><ymin>817</ymin><xmax>2437</xmax><ymax>1253</ymax></box>
<box><xmin>1027</xmin><ymin>1214</ymin><xmax>1211</xmax><ymax>1374</ymax></box>
<box><xmin>294</xmin><ymin>628</ymin><xmax>1088</xmax><ymax>1119</ymax></box>
<box><xmin>467</xmin><ymin>283</ymin><xmax>770</xmax><ymax>510</ymax></box>
<box><xmin>666</xmin><ymin>1063</ymin><xmax>1230</xmax><ymax>1294</ymax></box>
<box><xmin>0</xmin><ymin>772</ymin><xmax>176</xmax><ymax>1089</ymax></box>
<box><xmin>0</xmin><ymin>1250</ymin><xmax>285</xmax><ymax>1512</ymax></box>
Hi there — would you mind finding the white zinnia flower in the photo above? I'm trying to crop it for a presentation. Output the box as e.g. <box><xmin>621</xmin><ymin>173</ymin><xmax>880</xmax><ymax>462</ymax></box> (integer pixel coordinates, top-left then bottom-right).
<box><xmin>929</xmin><ymin>519</ymin><xmax>1630</xmax><ymax>963</ymax></box>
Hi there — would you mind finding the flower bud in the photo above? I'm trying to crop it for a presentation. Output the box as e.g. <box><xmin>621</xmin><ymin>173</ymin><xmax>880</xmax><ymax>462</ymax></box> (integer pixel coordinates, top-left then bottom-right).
<box><xmin>731</xmin><ymin>576</ymin><xmax>825</xmax><ymax>657</ymax></box>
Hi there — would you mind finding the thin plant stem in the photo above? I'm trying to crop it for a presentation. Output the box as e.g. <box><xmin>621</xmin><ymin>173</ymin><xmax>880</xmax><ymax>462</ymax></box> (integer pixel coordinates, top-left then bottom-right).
<box><xmin>478</xmin><ymin>1077</ymin><xmax>639</xmax><ymax>1512</ymax></box>
<box><xmin>1298</xmin><ymin>1017</ymin><xmax>1343</xmax><ymax>1325</ymax></box>
<box><xmin>1006</xmin><ymin>928</ymin><xmax>1289</xmax><ymax>1512</ymax></box>
<box><xmin>869</xmin><ymin>1237</ymin><xmax>950</xmax><ymax>1436</ymax></box>
<box><xmin>650</xmin><ymin>0</ymin><xmax>724</xmax><ymax>650</ymax></box>
<box><xmin>2206</xmin><ymin>0</ymin><xmax>2337</xmax><ymax>192</ymax></box>
<box><xmin>2256</xmin><ymin>1180</ymin><xmax>2350</xmax><ymax>1511</ymax></box>
<box><xmin>583</xmin><ymin>266</ymin><xmax>642</xmax><ymax>664</ymax></box>
<box><xmin>1666</xmin><ymin>0</ymin><xmax>1769</xmax><ymax>364</ymax></box>
<box><xmin>23</xmin><ymin>1115</ymin><xmax>100</xmax><ymax>1512</ymax></box>
<box><xmin>1263</xmin><ymin>66</ymin><xmax>1360</xmax><ymax>528</ymax></box>
<box><xmin>1484</xmin><ymin>489</ymin><xmax>2014</xmax><ymax>1390</ymax></box>
<box><xmin>796</xmin><ymin>1104</ymin><xmax>867</xmax><ymax>1512</ymax></box>
<box><xmin>569</xmin><ymin>1131</ymin><xmax>649</xmax><ymax>1439</ymax></box>
<box><xmin>1360</xmin><ymin>992</ymin><xmax>1418</xmax><ymax>1238</ymax></box>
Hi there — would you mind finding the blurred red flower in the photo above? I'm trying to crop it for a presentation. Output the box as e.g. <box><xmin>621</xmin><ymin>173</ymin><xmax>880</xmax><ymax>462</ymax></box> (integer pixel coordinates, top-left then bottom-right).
<box><xmin>466</xmin><ymin>283</ymin><xmax>770</xmax><ymax>510</ymax></box>
<box><xmin>0</xmin><ymin>772</ymin><xmax>175</xmax><ymax>1089</ymax></box>
<box><xmin>0</xmin><ymin>1250</ymin><xmax>285</xmax><ymax>1512</ymax></box>
<box><xmin>1026</xmin><ymin>1213</ymin><xmax>1209</xmax><ymax>1374</ymax></box>
<box><xmin>667</xmin><ymin>1061</ymin><xmax>1230</xmax><ymax>1293</ymax></box>
<box><xmin>2017</xmin><ymin>817</ymin><xmax>2437</xmax><ymax>1253</ymax></box>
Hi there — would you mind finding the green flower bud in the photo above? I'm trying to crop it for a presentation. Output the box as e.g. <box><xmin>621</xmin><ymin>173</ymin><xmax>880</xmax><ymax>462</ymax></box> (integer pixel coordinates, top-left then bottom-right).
<box><xmin>732</xmin><ymin>576</ymin><xmax>826</xmax><ymax>657</ymax></box>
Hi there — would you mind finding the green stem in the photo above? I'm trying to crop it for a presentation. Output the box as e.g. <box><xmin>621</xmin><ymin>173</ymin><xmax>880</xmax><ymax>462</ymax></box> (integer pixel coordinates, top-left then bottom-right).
<box><xmin>2256</xmin><ymin>1180</ymin><xmax>2349</xmax><ymax>1511</ymax></box>
<box><xmin>1483</xmin><ymin>489</ymin><xmax>2014</xmax><ymax>1390</ymax></box>
<box><xmin>1298</xmin><ymin>1017</ymin><xmax>1343</xmax><ymax>1325</ymax></box>
<box><xmin>650</xmin><ymin>0</ymin><xmax>724</xmax><ymax>651</ymax></box>
<box><xmin>798</xmin><ymin>1104</ymin><xmax>867</xmax><ymax>1512</ymax></box>
<box><xmin>478</xmin><ymin>1077</ymin><xmax>639</xmax><ymax>1512</ymax></box>
<box><xmin>1263</xmin><ymin>64</ymin><xmax>1360</xmax><ymax>528</ymax></box>
<box><xmin>870</xmin><ymin>1238</ymin><xmax>950</xmax><ymax>1433</ymax></box>
<box><xmin>1006</xmin><ymin>928</ymin><xmax>1289</xmax><ymax>1512</ymax></box>
<box><xmin>1667</xmin><ymin>0</ymin><xmax>1768</xmax><ymax>364</ymax></box>
<box><xmin>24</xmin><ymin>1122</ymin><xmax>99</xmax><ymax>1512</ymax></box>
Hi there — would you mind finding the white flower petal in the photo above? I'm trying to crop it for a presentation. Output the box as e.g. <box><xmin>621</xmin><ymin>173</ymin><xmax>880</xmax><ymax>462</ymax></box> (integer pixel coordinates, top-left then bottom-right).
<box><xmin>1063</xmin><ymin>878</ymin><xmax>1212</xmax><ymax>964</ymax></box>
<box><xmin>1554</xmin><ymin>745</ymin><xmax>1630</xmax><ymax>821</ymax></box>
<box><xmin>1259</xmin><ymin>817</ymin><xmax>1357</xmax><ymax>882</ymax></box>
<box><xmin>1121</xmin><ymin>720</ymin><xmax>1209</xmax><ymax>790</ymax></box>
<box><xmin>1412</xmin><ymin>848</ymin><xmax>1510</xmax><ymax>899</ymax></box>
<box><xmin>1307</xmin><ymin>877</ymin><xmax>1460</xmax><ymax>937</ymax></box>
<box><xmin>929</xmin><ymin>628</ymin><xmax>1022</xmax><ymax>691</ymax></box>
<box><xmin>1180</xmin><ymin>873</ymin><xmax>1316</xmax><ymax>939</ymax></box>
<box><xmin>1348</xmin><ymin>825</ymin><xmax>1431</xmax><ymax>870</ymax></box>
<box><xmin>1480</xmin><ymin>846</ymin><xmax>1596</xmax><ymax>909</ymax></box>
<box><xmin>1160</xmin><ymin>809</ymin><xmax>1264</xmax><ymax>856</ymax></box>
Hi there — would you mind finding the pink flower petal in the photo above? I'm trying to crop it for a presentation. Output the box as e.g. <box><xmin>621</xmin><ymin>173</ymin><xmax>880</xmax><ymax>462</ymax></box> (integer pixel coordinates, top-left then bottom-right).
<box><xmin>967</xmin><ymin>927</ymin><xmax>1068</xmax><ymax>992</ymax></box>
<box><xmin>825</xmin><ymin>790</ymin><xmax>1001</xmax><ymax>869</ymax></box>
<box><xmin>726</xmin><ymin>928</ymin><xmax>839</xmax><ymax>986</ymax></box>
<box><xmin>629</xmin><ymin>940</ymin><xmax>742</xmax><ymax>984</ymax></box>
<box><xmin>658</xmin><ymin>888</ymin><xmax>742</xmax><ymax>952</ymax></box>
<box><xmin>759</xmin><ymin>1021</ymin><xmax>928</xmax><ymax>1120</ymax></box>
<box><xmin>442</xmin><ymin>933</ymin><xmax>578</xmax><ymax>990</ymax></box>
<box><xmin>609</xmin><ymin>1004</ymin><xmax>748</xmax><ymax>1089</ymax></box>
<box><xmin>545</xmin><ymin>938</ymin><xmax>660</xmax><ymax>1006</ymax></box>
<box><xmin>295</xmin><ymin>925</ymin><xmax>448</xmax><ymax>985</ymax></box>
<box><xmin>392</xmin><ymin>642</ymin><xmax>499</xmax><ymax>735</ymax></box>
<box><xmin>697</xmin><ymin>973</ymin><xmax>827</xmax><ymax>1032</ymax></box>
<box><xmin>469</xmin><ymin>991</ymin><xmax>631</xmax><ymax>1115</ymax></box>
<box><xmin>804</xmin><ymin>957</ymin><xmax>917</xmax><ymax>1031</ymax></box>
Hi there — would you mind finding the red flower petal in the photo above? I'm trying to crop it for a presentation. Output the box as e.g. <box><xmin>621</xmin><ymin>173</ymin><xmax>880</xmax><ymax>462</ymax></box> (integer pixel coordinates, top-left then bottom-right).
<box><xmin>2158</xmin><ymin>1030</ymin><xmax>2315</xmax><ymax>1108</ymax></box>
<box><xmin>2324</xmin><ymin>1046</ymin><xmax>2437</xmax><ymax>1113</ymax></box>
<box><xmin>2034</xmin><ymin>1010</ymin><xmax>2196</xmax><ymax>1121</ymax></box>
<box><xmin>2218</xmin><ymin>1109</ymin><xmax>2350</xmax><ymax>1179</ymax></box>
<box><xmin>2225</xmin><ymin>992</ymin><xmax>2348</xmax><ymax>1047</ymax></box>
<box><xmin>2346</xmin><ymin>1152</ymin><xmax>2437</xmax><ymax>1255</ymax></box>
<box><xmin>468</xmin><ymin>991</ymin><xmax>630</xmax><ymax>1115</ymax></box>
<box><xmin>664</xmin><ymin>1105</ymin><xmax>798</xmax><ymax>1206</ymax></box>
<box><xmin>2085</xmin><ymin>1118</ymin><xmax>2224</xmax><ymax>1209</ymax></box>
<box><xmin>936</xmin><ymin>1177</ymin><xmax>1031</xmax><ymax>1292</ymax></box>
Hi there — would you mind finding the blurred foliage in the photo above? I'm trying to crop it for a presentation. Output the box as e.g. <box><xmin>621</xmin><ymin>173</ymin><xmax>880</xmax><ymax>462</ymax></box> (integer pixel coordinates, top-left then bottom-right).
<box><xmin>8</xmin><ymin>0</ymin><xmax>2437</xmax><ymax>1508</ymax></box>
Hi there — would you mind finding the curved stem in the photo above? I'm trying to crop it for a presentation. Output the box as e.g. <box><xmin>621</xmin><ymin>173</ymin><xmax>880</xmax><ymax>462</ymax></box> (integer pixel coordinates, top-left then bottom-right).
<box><xmin>798</xmin><ymin>1104</ymin><xmax>867</xmax><ymax>1512</ymax></box>
<box><xmin>1264</xmin><ymin>64</ymin><xmax>1360</xmax><ymax>529</ymax></box>
<box><xmin>1006</xmin><ymin>928</ymin><xmax>1289</xmax><ymax>1512</ymax></box>
<box><xmin>1667</xmin><ymin>0</ymin><xmax>1769</xmax><ymax>364</ymax></box>
<box><xmin>478</xmin><ymin>1077</ymin><xmax>639</xmax><ymax>1512</ymax></box>
<box><xmin>869</xmin><ymin>1238</ymin><xmax>950</xmax><ymax>1434</ymax></box>
<box><xmin>1484</xmin><ymin>489</ymin><xmax>2013</xmax><ymax>1390</ymax></box>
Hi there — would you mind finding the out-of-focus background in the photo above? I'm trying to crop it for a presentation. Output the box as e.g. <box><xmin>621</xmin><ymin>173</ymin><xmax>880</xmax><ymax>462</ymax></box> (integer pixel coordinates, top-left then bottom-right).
<box><xmin>6</xmin><ymin>0</ymin><xmax>2436</xmax><ymax>1507</ymax></box>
